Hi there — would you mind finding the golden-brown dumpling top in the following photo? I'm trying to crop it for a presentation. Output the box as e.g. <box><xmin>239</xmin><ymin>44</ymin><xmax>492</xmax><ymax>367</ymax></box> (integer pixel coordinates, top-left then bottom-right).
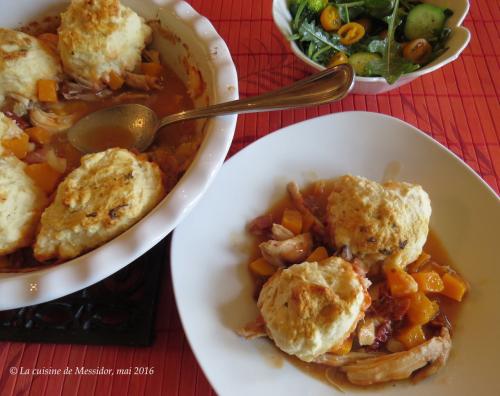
<box><xmin>58</xmin><ymin>0</ymin><xmax>152</xmax><ymax>89</ymax></box>
<box><xmin>0</xmin><ymin>28</ymin><xmax>61</xmax><ymax>107</ymax></box>
<box><xmin>258</xmin><ymin>258</ymin><xmax>370</xmax><ymax>362</ymax></box>
<box><xmin>34</xmin><ymin>148</ymin><xmax>165</xmax><ymax>262</ymax></box>
<box><xmin>327</xmin><ymin>175</ymin><xmax>432</xmax><ymax>270</ymax></box>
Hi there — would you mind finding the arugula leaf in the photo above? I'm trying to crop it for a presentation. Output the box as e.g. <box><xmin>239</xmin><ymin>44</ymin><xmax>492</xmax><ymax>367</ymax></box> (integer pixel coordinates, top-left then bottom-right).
<box><xmin>297</xmin><ymin>20</ymin><xmax>352</xmax><ymax>55</ymax></box>
<box><xmin>427</xmin><ymin>27</ymin><xmax>451</xmax><ymax>63</ymax></box>
<box><xmin>369</xmin><ymin>0</ymin><xmax>419</xmax><ymax>83</ymax></box>
<box><xmin>333</xmin><ymin>1</ymin><xmax>365</xmax><ymax>22</ymax></box>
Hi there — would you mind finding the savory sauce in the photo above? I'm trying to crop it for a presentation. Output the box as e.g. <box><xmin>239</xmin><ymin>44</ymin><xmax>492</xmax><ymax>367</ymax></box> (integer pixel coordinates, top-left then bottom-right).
<box><xmin>77</xmin><ymin>124</ymin><xmax>137</xmax><ymax>152</ymax></box>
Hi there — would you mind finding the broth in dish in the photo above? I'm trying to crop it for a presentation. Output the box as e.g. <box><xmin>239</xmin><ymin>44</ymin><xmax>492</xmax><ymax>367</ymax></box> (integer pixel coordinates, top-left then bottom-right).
<box><xmin>239</xmin><ymin>175</ymin><xmax>468</xmax><ymax>388</ymax></box>
<box><xmin>0</xmin><ymin>0</ymin><xmax>204</xmax><ymax>271</ymax></box>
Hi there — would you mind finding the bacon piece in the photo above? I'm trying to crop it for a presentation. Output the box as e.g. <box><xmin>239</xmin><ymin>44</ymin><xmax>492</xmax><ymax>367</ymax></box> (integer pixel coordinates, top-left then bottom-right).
<box><xmin>248</xmin><ymin>214</ymin><xmax>273</xmax><ymax>237</ymax></box>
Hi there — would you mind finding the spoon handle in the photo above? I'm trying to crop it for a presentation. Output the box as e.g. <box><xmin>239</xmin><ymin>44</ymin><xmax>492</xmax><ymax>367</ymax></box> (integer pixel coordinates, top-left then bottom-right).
<box><xmin>158</xmin><ymin>64</ymin><xmax>354</xmax><ymax>128</ymax></box>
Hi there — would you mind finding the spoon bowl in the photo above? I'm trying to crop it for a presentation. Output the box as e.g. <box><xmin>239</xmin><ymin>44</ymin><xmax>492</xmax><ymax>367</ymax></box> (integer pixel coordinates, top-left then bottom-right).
<box><xmin>68</xmin><ymin>64</ymin><xmax>354</xmax><ymax>153</ymax></box>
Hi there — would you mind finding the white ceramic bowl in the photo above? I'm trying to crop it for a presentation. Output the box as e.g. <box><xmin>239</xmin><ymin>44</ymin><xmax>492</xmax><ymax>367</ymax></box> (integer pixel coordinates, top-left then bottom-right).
<box><xmin>0</xmin><ymin>0</ymin><xmax>238</xmax><ymax>310</ymax></box>
<box><xmin>172</xmin><ymin>112</ymin><xmax>500</xmax><ymax>395</ymax></box>
<box><xmin>273</xmin><ymin>0</ymin><xmax>471</xmax><ymax>94</ymax></box>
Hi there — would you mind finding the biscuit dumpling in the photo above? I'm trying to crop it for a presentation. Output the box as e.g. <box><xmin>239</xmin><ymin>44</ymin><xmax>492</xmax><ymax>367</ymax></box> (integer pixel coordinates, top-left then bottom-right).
<box><xmin>258</xmin><ymin>257</ymin><xmax>370</xmax><ymax>362</ymax></box>
<box><xmin>34</xmin><ymin>148</ymin><xmax>165</xmax><ymax>261</ymax></box>
<box><xmin>327</xmin><ymin>175</ymin><xmax>432</xmax><ymax>270</ymax></box>
<box><xmin>58</xmin><ymin>0</ymin><xmax>152</xmax><ymax>89</ymax></box>
<box><xmin>0</xmin><ymin>156</ymin><xmax>47</xmax><ymax>255</ymax></box>
<box><xmin>0</xmin><ymin>28</ymin><xmax>61</xmax><ymax>108</ymax></box>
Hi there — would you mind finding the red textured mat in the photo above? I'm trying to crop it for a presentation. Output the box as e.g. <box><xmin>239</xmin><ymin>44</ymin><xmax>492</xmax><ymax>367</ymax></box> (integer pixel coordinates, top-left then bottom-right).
<box><xmin>1</xmin><ymin>0</ymin><xmax>498</xmax><ymax>395</ymax></box>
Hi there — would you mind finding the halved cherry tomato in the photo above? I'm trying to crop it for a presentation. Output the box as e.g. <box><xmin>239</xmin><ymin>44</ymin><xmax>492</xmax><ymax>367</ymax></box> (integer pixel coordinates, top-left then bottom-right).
<box><xmin>338</xmin><ymin>22</ymin><xmax>365</xmax><ymax>45</ymax></box>
<box><xmin>402</xmin><ymin>38</ymin><xmax>432</xmax><ymax>64</ymax></box>
<box><xmin>320</xmin><ymin>5</ymin><xmax>342</xmax><ymax>32</ymax></box>
<box><xmin>328</xmin><ymin>52</ymin><xmax>349</xmax><ymax>67</ymax></box>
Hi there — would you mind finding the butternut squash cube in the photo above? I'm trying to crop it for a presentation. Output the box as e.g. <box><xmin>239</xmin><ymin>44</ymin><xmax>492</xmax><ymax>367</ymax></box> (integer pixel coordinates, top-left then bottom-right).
<box><xmin>440</xmin><ymin>273</ymin><xmax>468</xmax><ymax>302</ymax></box>
<box><xmin>411</xmin><ymin>270</ymin><xmax>444</xmax><ymax>293</ymax></box>
<box><xmin>281</xmin><ymin>208</ymin><xmax>303</xmax><ymax>235</ymax></box>
<box><xmin>396</xmin><ymin>324</ymin><xmax>426</xmax><ymax>349</ymax></box>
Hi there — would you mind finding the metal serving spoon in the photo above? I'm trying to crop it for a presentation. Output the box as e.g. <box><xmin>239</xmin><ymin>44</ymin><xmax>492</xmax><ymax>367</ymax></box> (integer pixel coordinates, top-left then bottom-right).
<box><xmin>68</xmin><ymin>64</ymin><xmax>354</xmax><ymax>153</ymax></box>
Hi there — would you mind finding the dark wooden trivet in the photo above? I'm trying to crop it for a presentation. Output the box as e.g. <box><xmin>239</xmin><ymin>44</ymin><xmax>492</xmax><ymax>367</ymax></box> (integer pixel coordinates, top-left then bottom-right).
<box><xmin>0</xmin><ymin>237</ymin><xmax>169</xmax><ymax>347</ymax></box>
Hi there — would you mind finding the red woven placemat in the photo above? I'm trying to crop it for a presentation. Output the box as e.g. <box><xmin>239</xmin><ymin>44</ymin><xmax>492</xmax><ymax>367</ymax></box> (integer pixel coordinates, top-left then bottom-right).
<box><xmin>1</xmin><ymin>0</ymin><xmax>498</xmax><ymax>395</ymax></box>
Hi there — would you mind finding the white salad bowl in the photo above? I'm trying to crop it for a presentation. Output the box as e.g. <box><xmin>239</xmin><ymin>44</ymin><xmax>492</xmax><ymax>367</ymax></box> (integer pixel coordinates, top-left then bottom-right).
<box><xmin>0</xmin><ymin>0</ymin><xmax>238</xmax><ymax>310</ymax></box>
<box><xmin>273</xmin><ymin>0</ymin><xmax>471</xmax><ymax>94</ymax></box>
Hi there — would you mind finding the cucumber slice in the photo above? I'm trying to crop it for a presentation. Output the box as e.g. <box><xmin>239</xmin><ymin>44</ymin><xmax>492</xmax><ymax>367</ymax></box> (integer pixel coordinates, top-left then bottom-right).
<box><xmin>405</xmin><ymin>4</ymin><xmax>446</xmax><ymax>40</ymax></box>
<box><xmin>348</xmin><ymin>52</ymin><xmax>381</xmax><ymax>76</ymax></box>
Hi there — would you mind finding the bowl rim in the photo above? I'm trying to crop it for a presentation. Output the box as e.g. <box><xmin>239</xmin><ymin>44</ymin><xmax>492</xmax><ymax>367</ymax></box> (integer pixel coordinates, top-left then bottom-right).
<box><xmin>272</xmin><ymin>0</ymin><xmax>471</xmax><ymax>83</ymax></box>
<box><xmin>0</xmin><ymin>0</ymin><xmax>239</xmax><ymax>310</ymax></box>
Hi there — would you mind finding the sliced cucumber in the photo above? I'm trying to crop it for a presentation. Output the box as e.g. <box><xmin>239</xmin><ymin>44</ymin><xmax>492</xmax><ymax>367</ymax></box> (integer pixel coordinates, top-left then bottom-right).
<box><xmin>348</xmin><ymin>52</ymin><xmax>381</xmax><ymax>76</ymax></box>
<box><xmin>405</xmin><ymin>4</ymin><xmax>446</xmax><ymax>40</ymax></box>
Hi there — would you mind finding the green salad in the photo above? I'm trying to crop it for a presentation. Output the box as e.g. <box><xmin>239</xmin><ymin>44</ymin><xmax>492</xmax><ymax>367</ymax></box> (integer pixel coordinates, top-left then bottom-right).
<box><xmin>288</xmin><ymin>0</ymin><xmax>453</xmax><ymax>83</ymax></box>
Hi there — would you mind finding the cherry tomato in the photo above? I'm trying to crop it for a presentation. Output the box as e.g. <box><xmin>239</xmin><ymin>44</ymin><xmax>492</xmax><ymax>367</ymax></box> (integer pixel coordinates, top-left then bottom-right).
<box><xmin>403</xmin><ymin>38</ymin><xmax>432</xmax><ymax>64</ymax></box>
<box><xmin>328</xmin><ymin>52</ymin><xmax>349</xmax><ymax>67</ymax></box>
<box><xmin>338</xmin><ymin>22</ymin><xmax>365</xmax><ymax>45</ymax></box>
<box><xmin>320</xmin><ymin>5</ymin><xmax>342</xmax><ymax>31</ymax></box>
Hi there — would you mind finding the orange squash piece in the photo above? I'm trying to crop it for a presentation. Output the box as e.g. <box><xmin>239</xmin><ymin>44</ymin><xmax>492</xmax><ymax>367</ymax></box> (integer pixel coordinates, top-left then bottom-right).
<box><xmin>249</xmin><ymin>257</ymin><xmax>276</xmax><ymax>277</ymax></box>
<box><xmin>141</xmin><ymin>63</ymin><xmax>164</xmax><ymax>78</ymax></box>
<box><xmin>384</xmin><ymin>266</ymin><xmax>418</xmax><ymax>297</ymax></box>
<box><xmin>440</xmin><ymin>273</ymin><xmax>468</xmax><ymax>302</ymax></box>
<box><xmin>306</xmin><ymin>246</ymin><xmax>329</xmax><ymax>262</ymax></box>
<box><xmin>396</xmin><ymin>324</ymin><xmax>426</xmax><ymax>349</ymax></box>
<box><xmin>37</xmin><ymin>79</ymin><xmax>58</xmax><ymax>102</ymax></box>
<box><xmin>407</xmin><ymin>252</ymin><xmax>431</xmax><ymax>273</ymax></box>
<box><xmin>281</xmin><ymin>208</ymin><xmax>303</xmax><ymax>235</ymax></box>
<box><xmin>108</xmin><ymin>71</ymin><xmax>124</xmax><ymax>90</ymax></box>
<box><xmin>25</xmin><ymin>126</ymin><xmax>52</xmax><ymax>145</ymax></box>
<box><xmin>411</xmin><ymin>270</ymin><xmax>444</xmax><ymax>293</ymax></box>
<box><xmin>406</xmin><ymin>292</ymin><xmax>439</xmax><ymax>325</ymax></box>
<box><xmin>2</xmin><ymin>132</ymin><xmax>30</xmax><ymax>159</ymax></box>
<box><xmin>329</xmin><ymin>336</ymin><xmax>353</xmax><ymax>355</ymax></box>
<box><xmin>25</xmin><ymin>163</ymin><xmax>62</xmax><ymax>194</ymax></box>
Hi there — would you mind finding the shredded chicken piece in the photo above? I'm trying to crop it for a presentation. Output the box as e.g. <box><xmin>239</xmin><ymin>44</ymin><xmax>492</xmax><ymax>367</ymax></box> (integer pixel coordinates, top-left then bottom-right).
<box><xmin>341</xmin><ymin>327</ymin><xmax>452</xmax><ymax>385</ymax></box>
<box><xmin>357</xmin><ymin>318</ymin><xmax>377</xmax><ymax>346</ymax></box>
<box><xmin>29</xmin><ymin>107</ymin><xmax>78</xmax><ymax>133</ymax></box>
<box><xmin>314</xmin><ymin>351</ymin><xmax>386</xmax><ymax>367</ymax></box>
<box><xmin>124</xmin><ymin>72</ymin><xmax>163</xmax><ymax>91</ymax></box>
<box><xmin>61</xmin><ymin>81</ymin><xmax>112</xmax><ymax>101</ymax></box>
<box><xmin>339</xmin><ymin>245</ymin><xmax>353</xmax><ymax>261</ymax></box>
<box><xmin>237</xmin><ymin>316</ymin><xmax>267</xmax><ymax>339</ymax></box>
<box><xmin>259</xmin><ymin>233</ymin><xmax>313</xmax><ymax>267</ymax></box>
<box><xmin>287</xmin><ymin>182</ymin><xmax>325</xmax><ymax>233</ymax></box>
<box><xmin>271</xmin><ymin>224</ymin><xmax>294</xmax><ymax>241</ymax></box>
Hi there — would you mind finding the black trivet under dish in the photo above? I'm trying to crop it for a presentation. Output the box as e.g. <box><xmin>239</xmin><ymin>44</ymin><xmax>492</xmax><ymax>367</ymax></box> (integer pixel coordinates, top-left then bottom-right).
<box><xmin>0</xmin><ymin>238</ymin><xmax>168</xmax><ymax>346</ymax></box>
